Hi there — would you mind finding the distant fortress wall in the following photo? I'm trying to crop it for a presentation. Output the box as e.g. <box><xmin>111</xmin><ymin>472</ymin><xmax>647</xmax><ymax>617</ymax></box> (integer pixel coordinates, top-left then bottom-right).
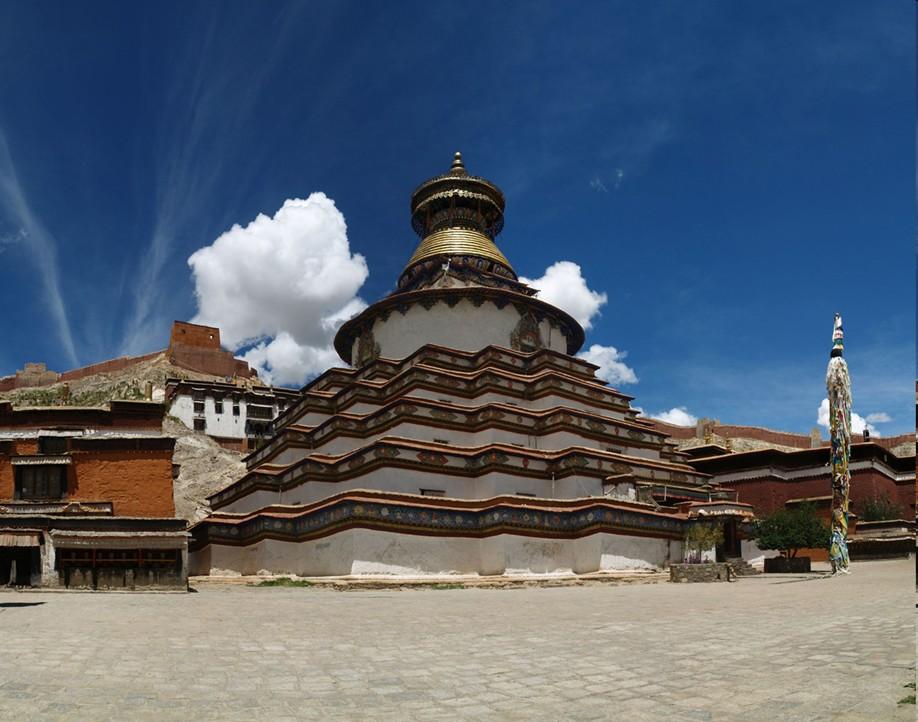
<box><xmin>168</xmin><ymin>321</ymin><xmax>256</xmax><ymax>379</ymax></box>
<box><xmin>0</xmin><ymin>362</ymin><xmax>61</xmax><ymax>392</ymax></box>
<box><xmin>1</xmin><ymin>321</ymin><xmax>256</xmax><ymax>392</ymax></box>
<box><xmin>647</xmin><ymin>418</ymin><xmax>912</xmax><ymax>454</ymax></box>
<box><xmin>59</xmin><ymin>351</ymin><xmax>163</xmax><ymax>383</ymax></box>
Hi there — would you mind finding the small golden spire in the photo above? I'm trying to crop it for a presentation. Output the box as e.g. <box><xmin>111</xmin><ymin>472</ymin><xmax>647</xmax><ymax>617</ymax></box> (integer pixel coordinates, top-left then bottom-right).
<box><xmin>449</xmin><ymin>151</ymin><xmax>467</xmax><ymax>176</ymax></box>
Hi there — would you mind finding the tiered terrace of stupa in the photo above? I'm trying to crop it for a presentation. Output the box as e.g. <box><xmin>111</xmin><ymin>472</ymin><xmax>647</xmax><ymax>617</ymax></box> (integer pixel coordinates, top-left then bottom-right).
<box><xmin>189</xmin><ymin>154</ymin><xmax>752</xmax><ymax>577</ymax></box>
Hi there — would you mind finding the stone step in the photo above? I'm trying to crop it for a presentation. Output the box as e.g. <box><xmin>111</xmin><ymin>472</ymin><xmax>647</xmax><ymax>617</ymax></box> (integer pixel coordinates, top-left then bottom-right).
<box><xmin>725</xmin><ymin>558</ymin><xmax>761</xmax><ymax>576</ymax></box>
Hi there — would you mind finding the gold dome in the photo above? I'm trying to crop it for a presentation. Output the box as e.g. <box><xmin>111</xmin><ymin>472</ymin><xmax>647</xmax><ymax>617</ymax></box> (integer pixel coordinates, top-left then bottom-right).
<box><xmin>405</xmin><ymin>228</ymin><xmax>513</xmax><ymax>270</ymax></box>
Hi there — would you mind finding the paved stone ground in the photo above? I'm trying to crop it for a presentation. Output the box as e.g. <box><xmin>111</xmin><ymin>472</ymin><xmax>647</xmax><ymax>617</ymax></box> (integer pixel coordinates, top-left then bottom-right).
<box><xmin>0</xmin><ymin>559</ymin><xmax>913</xmax><ymax>721</ymax></box>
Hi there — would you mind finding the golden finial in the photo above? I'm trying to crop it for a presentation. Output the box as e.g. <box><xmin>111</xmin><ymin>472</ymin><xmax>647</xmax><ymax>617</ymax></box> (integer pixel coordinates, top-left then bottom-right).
<box><xmin>449</xmin><ymin>151</ymin><xmax>467</xmax><ymax>176</ymax></box>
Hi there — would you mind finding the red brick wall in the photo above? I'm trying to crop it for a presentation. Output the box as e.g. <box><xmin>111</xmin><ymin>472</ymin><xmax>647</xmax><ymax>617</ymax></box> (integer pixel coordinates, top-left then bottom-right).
<box><xmin>169</xmin><ymin>343</ymin><xmax>246</xmax><ymax>378</ymax></box>
<box><xmin>59</xmin><ymin>351</ymin><xmax>161</xmax><ymax>383</ymax></box>
<box><xmin>169</xmin><ymin>321</ymin><xmax>221</xmax><ymax>351</ymax></box>
<box><xmin>724</xmin><ymin>469</ymin><xmax>914</xmax><ymax>518</ymax></box>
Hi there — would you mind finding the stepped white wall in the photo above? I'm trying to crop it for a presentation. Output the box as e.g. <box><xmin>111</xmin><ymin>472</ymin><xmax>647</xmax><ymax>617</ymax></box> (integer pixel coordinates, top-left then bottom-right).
<box><xmin>192</xmin><ymin>528</ymin><xmax>681</xmax><ymax>577</ymax></box>
<box><xmin>218</xmin><ymin>470</ymin><xmax>606</xmax><ymax>514</ymax></box>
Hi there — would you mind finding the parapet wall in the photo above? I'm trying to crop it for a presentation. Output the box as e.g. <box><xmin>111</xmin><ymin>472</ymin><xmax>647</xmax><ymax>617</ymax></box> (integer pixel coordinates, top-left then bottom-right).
<box><xmin>0</xmin><ymin>362</ymin><xmax>61</xmax><ymax>391</ymax></box>
<box><xmin>169</xmin><ymin>321</ymin><xmax>221</xmax><ymax>351</ymax></box>
<box><xmin>169</xmin><ymin>343</ymin><xmax>255</xmax><ymax>380</ymax></box>
<box><xmin>648</xmin><ymin>419</ymin><xmax>912</xmax><ymax>454</ymax></box>
<box><xmin>59</xmin><ymin>351</ymin><xmax>162</xmax><ymax>383</ymax></box>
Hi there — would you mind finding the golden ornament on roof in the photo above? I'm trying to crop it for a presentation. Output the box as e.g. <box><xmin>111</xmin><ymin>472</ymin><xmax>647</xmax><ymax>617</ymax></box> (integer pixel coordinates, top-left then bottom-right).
<box><xmin>400</xmin><ymin>152</ymin><xmax>514</xmax><ymax>288</ymax></box>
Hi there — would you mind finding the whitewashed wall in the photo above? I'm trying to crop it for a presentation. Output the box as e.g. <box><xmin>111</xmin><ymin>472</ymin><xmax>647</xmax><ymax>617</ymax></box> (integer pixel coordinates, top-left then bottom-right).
<box><xmin>218</xmin><ymin>469</ymin><xmax>607</xmax><ymax>514</ymax></box>
<box><xmin>193</xmin><ymin>528</ymin><xmax>678</xmax><ymax>577</ymax></box>
<box><xmin>170</xmin><ymin>393</ymin><xmax>286</xmax><ymax>439</ymax></box>
<box><xmin>272</xmin><ymin>425</ymin><xmax>659</xmax><ymax>464</ymax></box>
<box><xmin>363</xmin><ymin>300</ymin><xmax>569</xmax><ymax>361</ymax></box>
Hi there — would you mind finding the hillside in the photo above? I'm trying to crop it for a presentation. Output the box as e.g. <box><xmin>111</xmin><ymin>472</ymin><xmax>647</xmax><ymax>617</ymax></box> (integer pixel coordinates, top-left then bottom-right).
<box><xmin>0</xmin><ymin>352</ymin><xmax>245</xmax><ymax>408</ymax></box>
<box><xmin>164</xmin><ymin>416</ymin><xmax>247</xmax><ymax>522</ymax></box>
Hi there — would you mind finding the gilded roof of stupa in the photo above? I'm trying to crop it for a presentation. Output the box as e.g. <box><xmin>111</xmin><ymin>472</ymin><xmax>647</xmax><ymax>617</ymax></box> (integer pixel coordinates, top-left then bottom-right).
<box><xmin>399</xmin><ymin>152</ymin><xmax>516</xmax><ymax>288</ymax></box>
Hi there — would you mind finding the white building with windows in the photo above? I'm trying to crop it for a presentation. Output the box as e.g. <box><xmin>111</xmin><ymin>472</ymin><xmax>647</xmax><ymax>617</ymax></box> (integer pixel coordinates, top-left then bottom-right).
<box><xmin>165</xmin><ymin>379</ymin><xmax>299</xmax><ymax>451</ymax></box>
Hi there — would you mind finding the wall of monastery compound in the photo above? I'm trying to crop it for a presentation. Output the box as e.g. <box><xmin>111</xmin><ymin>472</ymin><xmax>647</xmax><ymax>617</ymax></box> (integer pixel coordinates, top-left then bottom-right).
<box><xmin>191</xmin><ymin>529</ymin><xmax>680</xmax><ymax>578</ymax></box>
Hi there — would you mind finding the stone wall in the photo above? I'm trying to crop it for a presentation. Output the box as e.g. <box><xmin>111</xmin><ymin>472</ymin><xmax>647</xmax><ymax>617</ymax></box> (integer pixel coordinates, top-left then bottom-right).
<box><xmin>669</xmin><ymin>563</ymin><xmax>732</xmax><ymax>583</ymax></box>
<box><xmin>0</xmin><ymin>363</ymin><xmax>61</xmax><ymax>391</ymax></box>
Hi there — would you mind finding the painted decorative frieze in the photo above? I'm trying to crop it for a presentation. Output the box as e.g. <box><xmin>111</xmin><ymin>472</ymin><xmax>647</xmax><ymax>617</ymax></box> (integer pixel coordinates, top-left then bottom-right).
<box><xmin>355</xmin><ymin>326</ymin><xmax>381</xmax><ymax>367</ymax></box>
<box><xmin>510</xmin><ymin>312</ymin><xmax>544</xmax><ymax>352</ymax></box>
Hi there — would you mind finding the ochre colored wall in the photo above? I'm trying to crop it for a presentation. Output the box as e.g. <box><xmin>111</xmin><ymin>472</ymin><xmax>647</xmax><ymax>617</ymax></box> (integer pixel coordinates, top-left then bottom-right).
<box><xmin>0</xmin><ymin>440</ymin><xmax>175</xmax><ymax>517</ymax></box>
<box><xmin>70</xmin><ymin>451</ymin><xmax>175</xmax><ymax>517</ymax></box>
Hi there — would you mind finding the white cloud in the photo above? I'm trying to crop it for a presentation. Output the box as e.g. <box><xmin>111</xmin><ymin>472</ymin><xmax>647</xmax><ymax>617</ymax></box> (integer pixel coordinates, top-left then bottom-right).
<box><xmin>589</xmin><ymin>177</ymin><xmax>608</xmax><ymax>193</ymax></box>
<box><xmin>577</xmin><ymin>344</ymin><xmax>638</xmax><ymax>385</ymax></box>
<box><xmin>649</xmin><ymin>407</ymin><xmax>698</xmax><ymax>426</ymax></box>
<box><xmin>240</xmin><ymin>333</ymin><xmax>342</xmax><ymax>388</ymax></box>
<box><xmin>865</xmin><ymin>412</ymin><xmax>891</xmax><ymax>424</ymax></box>
<box><xmin>188</xmin><ymin>193</ymin><xmax>368</xmax><ymax>386</ymax></box>
<box><xmin>520</xmin><ymin>261</ymin><xmax>608</xmax><ymax>330</ymax></box>
<box><xmin>589</xmin><ymin>169</ymin><xmax>625</xmax><ymax>193</ymax></box>
<box><xmin>0</xmin><ymin>226</ymin><xmax>25</xmax><ymax>251</ymax></box>
<box><xmin>817</xmin><ymin>398</ymin><xmax>882</xmax><ymax>437</ymax></box>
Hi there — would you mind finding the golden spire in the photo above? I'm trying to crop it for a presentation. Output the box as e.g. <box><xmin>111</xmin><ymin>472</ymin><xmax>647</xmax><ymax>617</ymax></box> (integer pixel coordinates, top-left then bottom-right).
<box><xmin>449</xmin><ymin>151</ymin><xmax>467</xmax><ymax>176</ymax></box>
<box><xmin>399</xmin><ymin>152</ymin><xmax>515</xmax><ymax>290</ymax></box>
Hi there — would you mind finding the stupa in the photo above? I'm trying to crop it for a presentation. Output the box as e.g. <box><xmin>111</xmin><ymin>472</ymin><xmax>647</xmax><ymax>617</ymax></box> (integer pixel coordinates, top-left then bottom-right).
<box><xmin>189</xmin><ymin>154</ymin><xmax>751</xmax><ymax>577</ymax></box>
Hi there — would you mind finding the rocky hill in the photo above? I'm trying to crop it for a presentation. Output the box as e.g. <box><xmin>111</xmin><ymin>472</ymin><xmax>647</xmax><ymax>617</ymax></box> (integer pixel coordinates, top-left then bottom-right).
<box><xmin>164</xmin><ymin>416</ymin><xmax>247</xmax><ymax>522</ymax></box>
<box><xmin>0</xmin><ymin>351</ymin><xmax>240</xmax><ymax>408</ymax></box>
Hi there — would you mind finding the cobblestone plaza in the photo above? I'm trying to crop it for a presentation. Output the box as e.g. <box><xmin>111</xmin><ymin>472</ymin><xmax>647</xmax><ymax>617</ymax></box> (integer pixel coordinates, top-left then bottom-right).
<box><xmin>0</xmin><ymin>559</ymin><xmax>912</xmax><ymax>721</ymax></box>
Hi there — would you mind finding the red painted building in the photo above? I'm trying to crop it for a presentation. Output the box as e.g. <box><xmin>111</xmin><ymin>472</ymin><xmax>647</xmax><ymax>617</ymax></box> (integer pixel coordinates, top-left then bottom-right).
<box><xmin>0</xmin><ymin>401</ymin><xmax>187</xmax><ymax>589</ymax></box>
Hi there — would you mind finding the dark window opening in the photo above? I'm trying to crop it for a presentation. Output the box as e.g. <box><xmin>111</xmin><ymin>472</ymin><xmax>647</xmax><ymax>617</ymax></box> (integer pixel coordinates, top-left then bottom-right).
<box><xmin>214</xmin><ymin>399</ymin><xmax>223</xmax><ymax>414</ymax></box>
<box><xmin>15</xmin><ymin>465</ymin><xmax>67</xmax><ymax>500</ymax></box>
<box><xmin>193</xmin><ymin>401</ymin><xmax>205</xmax><ymax>414</ymax></box>
<box><xmin>248</xmin><ymin>405</ymin><xmax>273</xmax><ymax>420</ymax></box>
<box><xmin>193</xmin><ymin>418</ymin><xmax>206</xmax><ymax>432</ymax></box>
<box><xmin>38</xmin><ymin>436</ymin><xmax>68</xmax><ymax>455</ymax></box>
<box><xmin>420</xmin><ymin>488</ymin><xmax>445</xmax><ymax>497</ymax></box>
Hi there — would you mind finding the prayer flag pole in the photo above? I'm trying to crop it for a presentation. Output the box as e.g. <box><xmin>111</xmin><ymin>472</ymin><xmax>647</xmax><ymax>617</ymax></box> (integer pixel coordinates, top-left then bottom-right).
<box><xmin>826</xmin><ymin>313</ymin><xmax>851</xmax><ymax>575</ymax></box>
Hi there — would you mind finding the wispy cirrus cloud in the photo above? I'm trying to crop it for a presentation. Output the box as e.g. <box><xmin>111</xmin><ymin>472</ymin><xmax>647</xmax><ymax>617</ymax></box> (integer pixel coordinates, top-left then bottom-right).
<box><xmin>0</xmin><ymin>130</ymin><xmax>78</xmax><ymax>366</ymax></box>
<box><xmin>120</xmin><ymin>3</ymin><xmax>312</xmax><ymax>355</ymax></box>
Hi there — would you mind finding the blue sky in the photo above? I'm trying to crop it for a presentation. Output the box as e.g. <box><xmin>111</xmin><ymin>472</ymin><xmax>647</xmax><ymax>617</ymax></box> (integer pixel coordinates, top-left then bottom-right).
<box><xmin>0</xmin><ymin>1</ymin><xmax>913</xmax><ymax>435</ymax></box>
